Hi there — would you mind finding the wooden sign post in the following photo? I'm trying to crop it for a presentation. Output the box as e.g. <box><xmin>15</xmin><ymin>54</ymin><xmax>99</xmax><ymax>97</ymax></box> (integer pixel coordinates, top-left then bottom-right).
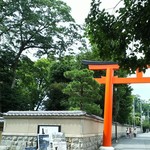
<box><xmin>83</xmin><ymin>60</ymin><xmax>150</xmax><ymax>150</ymax></box>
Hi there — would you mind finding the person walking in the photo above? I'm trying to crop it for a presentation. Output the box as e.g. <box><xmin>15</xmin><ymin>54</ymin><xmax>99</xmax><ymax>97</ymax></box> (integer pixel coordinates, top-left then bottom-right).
<box><xmin>129</xmin><ymin>127</ymin><xmax>132</xmax><ymax>138</ymax></box>
<box><xmin>126</xmin><ymin>128</ymin><xmax>129</xmax><ymax>138</ymax></box>
<box><xmin>133</xmin><ymin>127</ymin><xmax>137</xmax><ymax>137</ymax></box>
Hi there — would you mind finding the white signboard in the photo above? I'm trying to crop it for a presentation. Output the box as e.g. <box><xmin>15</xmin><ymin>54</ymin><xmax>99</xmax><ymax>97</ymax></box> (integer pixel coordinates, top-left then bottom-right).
<box><xmin>37</xmin><ymin>125</ymin><xmax>66</xmax><ymax>150</ymax></box>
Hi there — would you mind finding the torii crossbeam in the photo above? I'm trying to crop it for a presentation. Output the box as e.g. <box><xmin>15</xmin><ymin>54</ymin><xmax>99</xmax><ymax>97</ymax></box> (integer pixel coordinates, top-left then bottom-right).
<box><xmin>83</xmin><ymin>60</ymin><xmax>150</xmax><ymax>150</ymax></box>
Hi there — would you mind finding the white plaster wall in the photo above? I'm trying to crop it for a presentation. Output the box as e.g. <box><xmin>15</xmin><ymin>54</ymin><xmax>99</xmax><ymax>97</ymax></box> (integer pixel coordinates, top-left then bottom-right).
<box><xmin>3</xmin><ymin>116</ymin><xmax>103</xmax><ymax>137</ymax></box>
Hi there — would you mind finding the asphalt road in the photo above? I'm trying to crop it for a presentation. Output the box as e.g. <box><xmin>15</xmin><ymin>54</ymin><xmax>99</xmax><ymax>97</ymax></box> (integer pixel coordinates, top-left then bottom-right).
<box><xmin>113</xmin><ymin>132</ymin><xmax>150</xmax><ymax>150</ymax></box>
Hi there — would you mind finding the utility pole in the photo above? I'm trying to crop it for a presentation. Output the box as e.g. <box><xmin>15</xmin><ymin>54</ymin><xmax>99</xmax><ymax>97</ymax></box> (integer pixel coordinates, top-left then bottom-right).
<box><xmin>148</xmin><ymin>108</ymin><xmax>149</xmax><ymax>123</ymax></box>
<box><xmin>133</xmin><ymin>98</ymin><xmax>135</xmax><ymax>127</ymax></box>
<box><xmin>140</xmin><ymin>101</ymin><xmax>143</xmax><ymax>132</ymax></box>
<box><xmin>0</xmin><ymin>81</ymin><xmax>2</xmax><ymax>113</ymax></box>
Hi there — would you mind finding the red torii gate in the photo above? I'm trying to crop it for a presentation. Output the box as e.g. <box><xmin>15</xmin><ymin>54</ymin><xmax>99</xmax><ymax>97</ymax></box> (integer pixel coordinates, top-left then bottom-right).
<box><xmin>83</xmin><ymin>60</ymin><xmax>150</xmax><ymax>150</ymax></box>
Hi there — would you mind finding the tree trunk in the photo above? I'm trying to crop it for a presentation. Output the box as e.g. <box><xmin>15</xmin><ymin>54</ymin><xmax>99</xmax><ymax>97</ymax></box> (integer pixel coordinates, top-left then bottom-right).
<box><xmin>11</xmin><ymin>46</ymin><xmax>24</xmax><ymax>88</ymax></box>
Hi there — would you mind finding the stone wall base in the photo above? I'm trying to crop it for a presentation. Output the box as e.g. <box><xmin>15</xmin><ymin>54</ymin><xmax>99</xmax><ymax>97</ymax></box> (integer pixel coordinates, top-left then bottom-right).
<box><xmin>0</xmin><ymin>135</ymin><xmax>37</xmax><ymax>150</ymax></box>
<box><xmin>66</xmin><ymin>135</ymin><xmax>102</xmax><ymax>150</ymax></box>
<box><xmin>0</xmin><ymin>135</ymin><xmax>102</xmax><ymax>150</ymax></box>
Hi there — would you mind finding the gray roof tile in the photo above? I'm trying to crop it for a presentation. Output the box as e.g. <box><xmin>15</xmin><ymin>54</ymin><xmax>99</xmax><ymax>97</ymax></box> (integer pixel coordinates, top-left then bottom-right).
<box><xmin>3</xmin><ymin>111</ymin><xmax>87</xmax><ymax>116</ymax></box>
<box><xmin>3</xmin><ymin>111</ymin><xmax>103</xmax><ymax>121</ymax></box>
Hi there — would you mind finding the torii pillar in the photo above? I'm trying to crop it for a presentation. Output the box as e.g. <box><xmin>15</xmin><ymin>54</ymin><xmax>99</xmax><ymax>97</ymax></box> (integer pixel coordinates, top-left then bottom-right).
<box><xmin>82</xmin><ymin>60</ymin><xmax>150</xmax><ymax>150</ymax></box>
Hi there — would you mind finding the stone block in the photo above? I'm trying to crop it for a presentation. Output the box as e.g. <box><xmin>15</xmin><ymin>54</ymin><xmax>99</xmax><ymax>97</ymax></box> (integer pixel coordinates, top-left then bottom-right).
<box><xmin>0</xmin><ymin>146</ymin><xmax>10</xmax><ymax>150</ymax></box>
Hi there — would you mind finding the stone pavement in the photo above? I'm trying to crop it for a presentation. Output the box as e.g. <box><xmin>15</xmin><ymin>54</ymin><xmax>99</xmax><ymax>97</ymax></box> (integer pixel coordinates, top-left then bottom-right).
<box><xmin>113</xmin><ymin>132</ymin><xmax>150</xmax><ymax>150</ymax></box>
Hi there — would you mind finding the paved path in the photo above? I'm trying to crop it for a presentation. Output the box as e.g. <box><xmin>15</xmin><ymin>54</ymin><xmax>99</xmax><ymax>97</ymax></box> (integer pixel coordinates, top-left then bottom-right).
<box><xmin>113</xmin><ymin>132</ymin><xmax>150</xmax><ymax>150</ymax></box>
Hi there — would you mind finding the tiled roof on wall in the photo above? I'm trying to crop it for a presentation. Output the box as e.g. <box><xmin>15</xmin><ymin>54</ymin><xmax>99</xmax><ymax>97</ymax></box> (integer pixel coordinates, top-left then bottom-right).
<box><xmin>3</xmin><ymin>111</ymin><xmax>103</xmax><ymax>120</ymax></box>
<box><xmin>3</xmin><ymin>111</ymin><xmax>87</xmax><ymax>116</ymax></box>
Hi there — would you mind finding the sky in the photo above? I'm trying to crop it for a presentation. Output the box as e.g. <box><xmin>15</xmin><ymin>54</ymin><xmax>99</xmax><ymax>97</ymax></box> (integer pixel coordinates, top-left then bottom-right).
<box><xmin>62</xmin><ymin>0</ymin><xmax>150</xmax><ymax>101</ymax></box>
<box><xmin>62</xmin><ymin>0</ymin><xmax>123</xmax><ymax>24</ymax></box>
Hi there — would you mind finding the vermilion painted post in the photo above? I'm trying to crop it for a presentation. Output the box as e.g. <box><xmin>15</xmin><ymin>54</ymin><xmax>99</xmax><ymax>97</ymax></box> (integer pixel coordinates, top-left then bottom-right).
<box><xmin>103</xmin><ymin>68</ymin><xmax>114</xmax><ymax>146</ymax></box>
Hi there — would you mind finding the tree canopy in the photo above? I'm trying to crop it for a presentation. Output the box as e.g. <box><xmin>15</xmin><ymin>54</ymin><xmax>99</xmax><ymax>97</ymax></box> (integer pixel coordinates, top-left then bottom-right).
<box><xmin>63</xmin><ymin>69</ymin><xmax>102</xmax><ymax>115</ymax></box>
<box><xmin>0</xmin><ymin>0</ymin><xmax>82</xmax><ymax>87</ymax></box>
<box><xmin>86</xmin><ymin>0</ymin><xmax>150</xmax><ymax>72</ymax></box>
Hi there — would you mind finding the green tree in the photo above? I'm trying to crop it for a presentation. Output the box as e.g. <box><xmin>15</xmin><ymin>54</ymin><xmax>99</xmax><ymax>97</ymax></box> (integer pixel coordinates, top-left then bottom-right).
<box><xmin>16</xmin><ymin>57</ymin><xmax>51</xmax><ymax>110</ymax></box>
<box><xmin>5</xmin><ymin>56</ymin><xmax>78</xmax><ymax>111</ymax></box>
<box><xmin>44</xmin><ymin>82</ymin><xmax>68</xmax><ymax>111</ymax></box>
<box><xmin>115</xmin><ymin>85</ymin><xmax>133</xmax><ymax>124</ymax></box>
<box><xmin>142</xmin><ymin>119</ymin><xmax>150</xmax><ymax>133</ymax></box>
<box><xmin>132</xmin><ymin>95</ymin><xmax>141</xmax><ymax>125</ymax></box>
<box><xmin>43</xmin><ymin>58</ymin><xmax>75</xmax><ymax>110</ymax></box>
<box><xmin>0</xmin><ymin>0</ymin><xmax>82</xmax><ymax>88</ymax></box>
<box><xmin>85</xmin><ymin>0</ymin><xmax>150</xmax><ymax>72</ymax></box>
<box><xmin>0</xmin><ymin>50</ymin><xmax>15</xmax><ymax>112</ymax></box>
<box><xmin>141</xmin><ymin>100</ymin><xmax>150</xmax><ymax>130</ymax></box>
<box><xmin>63</xmin><ymin>69</ymin><xmax>102</xmax><ymax>115</ymax></box>
<box><xmin>132</xmin><ymin>95</ymin><xmax>150</xmax><ymax>126</ymax></box>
